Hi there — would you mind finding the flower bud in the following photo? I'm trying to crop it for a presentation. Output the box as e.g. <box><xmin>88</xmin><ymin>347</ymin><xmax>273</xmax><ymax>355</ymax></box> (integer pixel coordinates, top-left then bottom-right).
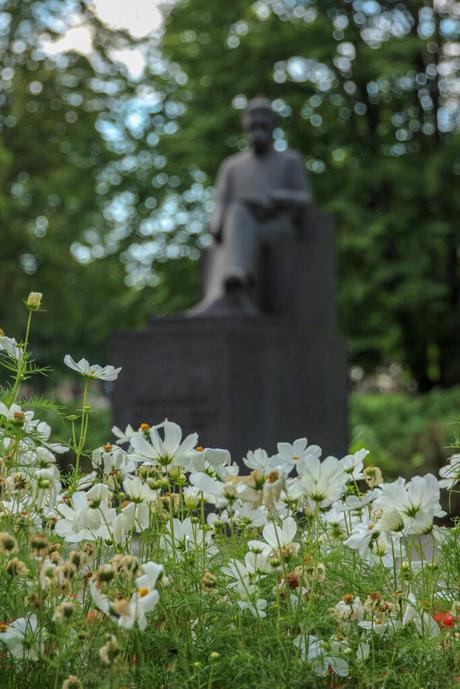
<box><xmin>26</xmin><ymin>292</ymin><xmax>43</xmax><ymax>309</ymax></box>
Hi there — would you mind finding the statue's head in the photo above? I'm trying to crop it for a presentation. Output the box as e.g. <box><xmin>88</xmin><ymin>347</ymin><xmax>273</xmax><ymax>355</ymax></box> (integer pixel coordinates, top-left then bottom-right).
<box><xmin>243</xmin><ymin>97</ymin><xmax>277</xmax><ymax>155</ymax></box>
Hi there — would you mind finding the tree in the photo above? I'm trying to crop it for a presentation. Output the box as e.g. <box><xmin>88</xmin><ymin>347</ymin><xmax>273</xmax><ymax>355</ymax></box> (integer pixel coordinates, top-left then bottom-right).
<box><xmin>0</xmin><ymin>0</ymin><xmax>198</xmax><ymax>370</ymax></box>
<box><xmin>137</xmin><ymin>0</ymin><xmax>460</xmax><ymax>390</ymax></box>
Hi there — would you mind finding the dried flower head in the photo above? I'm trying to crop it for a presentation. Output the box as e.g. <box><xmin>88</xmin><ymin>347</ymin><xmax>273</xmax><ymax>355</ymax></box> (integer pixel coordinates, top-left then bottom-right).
<box><xmin>30</xmin><ymin>534</ymin><xmax>48</xmax><ymax>553</ymax></box>
<box><xmin>97</xmin><ymin>564</ymin><xmax>115</xmax><ymax>584</ymax></box>
<box><xmin>99</xmin><ymin>635</ymin><xmax>120</xmax><ymax>665</ymax></box>
<box><xmin>363</xmin><ymin>466</ymin><xmax>383</xmax><ymax>488</ymax></box>
<box><xmin>61</xmin><ymin>676</ymin><xmax>82</xmax><ymax>689</ymax></box>
<box><xmin>202</xmin><ymin>570</ymin><xmax>217</xmax><ymax>592</ymax></box>
<box><xmin>0</xmin><ymin>532</ymin><xmax>18</xmax><ymax>554</ymax></box>
<box><xmin>5</xmin><ymin>558</ymin><xmax>28</xmax><ymax>577</ymax></box>
<box><xmin>53</xmin><ymin>601</ymin><xmax>75</xmax><ymax>621</ymax></box>
<box><xmin>112</xmin><ymin>554</ymin><xmax>139</xmax><ymax>577</ymax></box>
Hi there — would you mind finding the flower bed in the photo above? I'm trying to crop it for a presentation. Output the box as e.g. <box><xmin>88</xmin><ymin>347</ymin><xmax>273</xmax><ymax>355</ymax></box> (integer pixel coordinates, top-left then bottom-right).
<box><xmin>0</xmin><ymin>296</ymin><xmax>459</xmax><ymax>689</ymax></box>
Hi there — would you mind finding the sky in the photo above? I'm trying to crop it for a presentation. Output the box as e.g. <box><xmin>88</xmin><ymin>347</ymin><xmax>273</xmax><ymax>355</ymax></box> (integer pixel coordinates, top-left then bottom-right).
<box><xmin>43</xmin><ymin>0</ymin><xmax>165</xmax><ymax>76</ymax></box>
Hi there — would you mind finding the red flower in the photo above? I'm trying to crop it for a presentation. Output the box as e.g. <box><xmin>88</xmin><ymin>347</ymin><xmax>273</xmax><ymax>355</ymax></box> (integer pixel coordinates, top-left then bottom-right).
<box><xmin>432</xmin><ymin>609</ymin><xmax>459</xmax><ymax>627</ymax></box>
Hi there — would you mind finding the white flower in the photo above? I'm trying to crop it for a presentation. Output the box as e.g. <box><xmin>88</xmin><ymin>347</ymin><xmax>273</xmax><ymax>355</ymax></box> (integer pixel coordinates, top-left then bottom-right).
<box><xmin>129</xmin><ymin>420</ymin><xmax>197</xmax><ymax>468</ymax></box>
<box><xmin>294</xmin><ymin>635</ymin><xmax>349</xmax><ymax>677</ymax></box>
<box><xmin>333</xmin><ymin>596</ymin><xmax>365</xmax><ymax>622</ymax></box>
<box><xmin>222</xmin><ymin>558</ymin><xmax>253</xmax><ymax>593</ymax></box>
<box><xmin>402</xmin><ymin>593</ymin><xmax>440</xmax><ymax>638</ymax></box>
<box><xmin>91</xmin><ymin>561</ymin><xmax>162</xmax><ymax>631</ymax></box>
<box><xmin>343</xmin><ymin>519</ymin><xmax>381</xmax><ymax>559</ymax></box>
<box><xmin>0</xmin><ymin>615</ymin><xmax>44</xmax><ymax>660</ymax></box>
<box><xmin>189</xmin><ymin>471</ymin><xmax>226</xmax><ymax>505</ymax></box>
<box><xmin>112</xmin><ymin>424</ymin><xmax>135</xmax><ymax>445</ymax></box>
<box><xmin>0</xmin><ymin>403</ymin><xmax>36</xmax><ymax>431</ymax></box>
<box><xmin>188</xmin><ymin>447</ymin><xmax>231</xmax><ymax>472</ymax></box>
<box><xmin>55</xmin><ymin>490</ymin><xmax>115</xmax><ymax>542</ymax></box>
<box><xmin>374</xmin><ymin>475</ymin><xmax>445</xmax><ymax>534</ymax></box>
<box><xmin>123</xmin><ymin>476</ymin><xmax>156</xmax><ymax>504</ymax></box>
<box><xmin>243</xmin><ymin>448</ymin><xmax>273</xmax><ymax>473</ymax></box>
<box><xmin>272</xmin><ymin>438</ymin><xmax>321</xmax><ymax>474</ymax></box>
<box><xmin>439</xmin><ymin>454</ymin><xmax>460</xmax><ymax>490</ymax></box>
<box><xmin>92</xmin><ymin>445</ymin><xmax>135</xmax><ymax>478</ymax></box>
<box><xmin>359</xmin><ymin>618</ymin><xmax>401</xmax><ymax>636</ymax></box>
<box><xmin>0</xmin><ymin>335</ymin><xmax>21</xmax><ymax>360</ymax></box>
<box><xmin>298</xmin><ymin>455</ymin><xmax>347</xmax><ymax>508</ymax></box>
<box><xmin>160</xmin><ymin>517</ymin><xmax>215</xmax><ymax>559</ymax></box>
<box><xmin>237</xmin><ymin>598</ymin><xmax>268</xmax><ymax>618</ymax></box>
<box><xmin>340</xmin><ymin>448</ymin><xmax>369</xmax><ymax>480</ymax></box>
<box><xmin>64</xmin><ymin>354</ymin><xmax>121</xmax><ymax>381</ymax></box>
<box><xmin>333</xmin><ymin>490</ymin><xmax>378</xmax><ymax>513</ymax></box>
<box><xmin>250</xmin><ymin>516</ymin><xmax>298</xmax><ymax>557</ymax></box>
<box><xmin>234</xmin><ymin>502</ymin><xmax>268</xmax><ymax>528</ymax></box>
<box><xmin>378</xmin><ymin>507</ymin><xmax>405</xmax><ymax>534</ymax></box>
<box><xmin>30</xmin><ymin>468</ymin><xmax>61</xmax><ymax>511</ymax></box>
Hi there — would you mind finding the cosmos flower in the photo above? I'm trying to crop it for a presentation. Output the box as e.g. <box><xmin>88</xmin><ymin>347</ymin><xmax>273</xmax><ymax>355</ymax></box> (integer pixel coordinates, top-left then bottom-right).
<box><xmin>64</xmin><ymin>354</ymin><xmax>121</xmax><ymax>381</ymax></box>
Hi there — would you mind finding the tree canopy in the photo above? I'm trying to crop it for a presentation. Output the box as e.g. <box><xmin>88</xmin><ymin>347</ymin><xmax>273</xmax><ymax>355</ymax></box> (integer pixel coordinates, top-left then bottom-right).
<box><xmin>1</xmin><ymin>0</ymin><xmax>459</xmax><ymax>389</ymax></box>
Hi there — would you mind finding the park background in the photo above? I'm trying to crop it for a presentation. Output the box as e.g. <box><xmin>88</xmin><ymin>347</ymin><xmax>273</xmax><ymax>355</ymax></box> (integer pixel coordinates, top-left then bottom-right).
<box><xmin>1</xmin><ymin>0</ymin><xmax>460</xmax><ymax>479</ymax></box>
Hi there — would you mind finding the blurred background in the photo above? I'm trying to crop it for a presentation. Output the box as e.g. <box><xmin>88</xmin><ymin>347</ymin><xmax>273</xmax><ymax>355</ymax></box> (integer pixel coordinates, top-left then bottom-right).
<box><xmin>1</xmin><ymin>0</ymin><xmax>460</xmax><ymax>477</ymax></box>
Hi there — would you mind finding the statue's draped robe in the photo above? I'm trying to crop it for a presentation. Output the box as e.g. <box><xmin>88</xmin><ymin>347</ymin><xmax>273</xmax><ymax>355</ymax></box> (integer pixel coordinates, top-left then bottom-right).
<box><xmin>203</xmin><ymin>148</ymin><xmax>313</xmax><ymax>305</ymax></box>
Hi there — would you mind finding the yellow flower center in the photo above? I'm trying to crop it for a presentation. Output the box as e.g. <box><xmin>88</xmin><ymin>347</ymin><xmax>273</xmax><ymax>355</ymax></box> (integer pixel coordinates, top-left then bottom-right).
<box><xmin>138</xmin><ymin>587</ymin><xmax>150</xmax><ymax>598</ymax></box>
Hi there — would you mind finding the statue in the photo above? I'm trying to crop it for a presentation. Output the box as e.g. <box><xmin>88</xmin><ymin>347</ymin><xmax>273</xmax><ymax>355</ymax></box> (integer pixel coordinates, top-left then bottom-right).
<box><xmin>190</xmin><ymin>97</ymin><xmax>313</xmax><ymax>315</ymax></box>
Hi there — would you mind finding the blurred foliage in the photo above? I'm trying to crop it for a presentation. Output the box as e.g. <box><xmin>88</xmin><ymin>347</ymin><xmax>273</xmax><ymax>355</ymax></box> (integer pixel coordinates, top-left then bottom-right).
<box><xmin>1</xmin><ymin>0</ymin><xmax>460</xmax><ymax>392</ymax></box>
<box><xmin>0</xmin><ymin>0</ymin><xmax>198</xmax><ymax>370</ymax></box>
<box><xmin>349</xmin><ymin>386</ymin><xmax>460</xmax><ymax>479</ymax></box>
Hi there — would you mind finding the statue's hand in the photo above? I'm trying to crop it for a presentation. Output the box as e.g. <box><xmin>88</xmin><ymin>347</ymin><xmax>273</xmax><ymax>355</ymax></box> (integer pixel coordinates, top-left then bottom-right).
<box><xmin>243</xmin><ymin>194</ymin><xmax>276</xmax><ymax>217</ymax></box>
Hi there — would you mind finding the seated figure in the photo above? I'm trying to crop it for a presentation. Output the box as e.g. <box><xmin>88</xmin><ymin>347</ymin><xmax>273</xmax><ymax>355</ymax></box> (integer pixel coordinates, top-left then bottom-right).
<box><xmin>191</xmin><ymin>97</ymin><xmax>313</xmax><ymax>315</ymax></box>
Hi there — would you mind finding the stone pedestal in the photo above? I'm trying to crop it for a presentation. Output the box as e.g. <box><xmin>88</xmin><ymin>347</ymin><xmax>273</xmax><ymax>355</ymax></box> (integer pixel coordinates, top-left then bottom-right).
<box><xmin>111</xmin><ymin>210</ymin><xmax>348</xmax><ymax>460</ymax></box>
<box><xmin>111</xmin><ymin>318</ymin><xmax>347</xmax><ymax>460</ymax></box>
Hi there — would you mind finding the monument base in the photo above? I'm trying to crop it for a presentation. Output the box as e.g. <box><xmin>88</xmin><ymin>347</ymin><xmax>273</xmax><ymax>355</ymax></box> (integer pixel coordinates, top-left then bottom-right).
<box><xmin>110</xmin><ymin>316</ymin><xmax>348</xmax><ymax>461</ymax></box>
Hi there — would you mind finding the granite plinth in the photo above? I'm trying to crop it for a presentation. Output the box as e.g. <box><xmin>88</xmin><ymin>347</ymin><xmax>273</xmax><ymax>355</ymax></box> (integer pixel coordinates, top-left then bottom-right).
<box><xmin>111</xmin><ymin>316</ymin><xmax>348</xmax><ymax>461</ymax></box>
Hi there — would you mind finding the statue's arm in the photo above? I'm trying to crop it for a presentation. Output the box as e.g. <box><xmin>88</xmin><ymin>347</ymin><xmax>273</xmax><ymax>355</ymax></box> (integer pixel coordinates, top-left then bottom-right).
<box><xmin>209</xmin><ymin>161</ymin><xmax>231</xmax><ymax>240</ymax></box>
<box><xmin>271</xmin><ymin>152</ymin><xmax>313</xmax><ymax>207</ymax></box>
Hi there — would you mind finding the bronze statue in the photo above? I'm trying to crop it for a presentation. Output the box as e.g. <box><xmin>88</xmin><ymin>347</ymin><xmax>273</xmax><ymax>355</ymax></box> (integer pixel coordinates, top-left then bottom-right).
<box><xmin>191</xmin><ymin>97</ymin><xmax>313</xmax><ymax>315</ymax></box>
